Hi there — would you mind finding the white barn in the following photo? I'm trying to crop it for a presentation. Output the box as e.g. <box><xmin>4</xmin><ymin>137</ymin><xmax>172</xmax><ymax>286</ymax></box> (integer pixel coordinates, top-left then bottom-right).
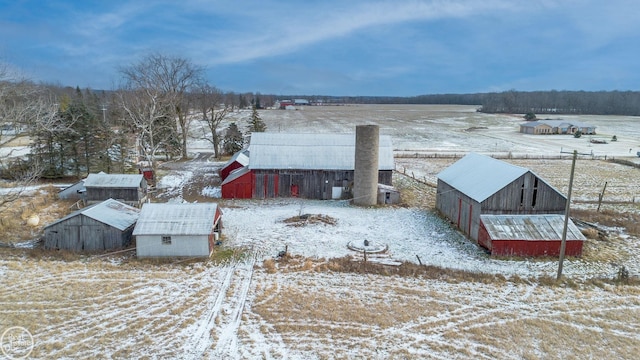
<box><xmin>133</xmin><ymin>203</ymin><xmax>222</xmax><ymax>258</ymax></box>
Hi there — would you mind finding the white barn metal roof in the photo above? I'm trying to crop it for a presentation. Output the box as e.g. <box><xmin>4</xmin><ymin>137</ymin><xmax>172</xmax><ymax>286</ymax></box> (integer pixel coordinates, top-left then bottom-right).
<box><xmin>84</xmin><ymin>173</ymin><xmax>144</xmax><ymax>188</ymax></box>
<box><xmin>437</xmin><ymin>153</ymin><xmax>529</xmax><ymax>202</ymax></box>
<box><xmin>247</xmin><ymin>132</ymin><xmax>394</xmax><ymax>170</ymax></box>
<box><xmin>223</xmin><ymin>150</ymin><xmax>249</xmax><ymax>169</ymax></box>
<box><xmin>133</xmin><ymin>203</ymin><xmax>220</xmax><ymax>236</ymax></box>
<box><xmin>46</xmin><ymin>198</ymin><xmax>140</xmax><ymax>231</ymax></box>
<box><xmin>221</xmin><ymin>166</ymin><xmax>250</xmax><ymax>185</ymax></box>
<box><xmin>480</xmin><ymin>214</ymin><xmax>586</xmax><ymax>241</ymax></box>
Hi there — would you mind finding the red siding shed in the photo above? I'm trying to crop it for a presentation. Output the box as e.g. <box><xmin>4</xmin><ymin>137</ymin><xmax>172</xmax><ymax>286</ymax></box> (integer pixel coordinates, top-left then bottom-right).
<box><xmin>479</xmin><ymin>214</ymin><xmax>585</xmax><ymax>257</ymax></box>
<box><xmin>221</xmin><ymin>167</ymin><xmax>253</xmax><ymax>199</ymax></box>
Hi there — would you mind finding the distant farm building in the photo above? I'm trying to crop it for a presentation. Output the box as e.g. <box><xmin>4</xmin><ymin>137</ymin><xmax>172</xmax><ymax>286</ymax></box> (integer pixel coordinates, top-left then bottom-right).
<box><xmin>44</xmin><ymin>199</ymin><xmax>140</xmax><ymax>251</ymax></box>
<box><xmin>519</xmin><ymin>120</ymin><xmax>596</xmax><ymax>135</ymax></box>
<box><xmin>221</xmin><ymin>132</ymin><xmax>394</xmax><ymax>200</ymax></box>
<box><xmin>220</xmin><ymin>150</ymin><xmax>249</xmax><ymax>181</ymax></box>
<box><xmin>134</xmin><ymin>203</ymin><xmax>222</xmax><ymax>258</ymax></box>
<box><xmin>83</xmin><ymin>173</ymin><xmax>147</xmax><ymax>207</ymax></box>
<box><xmin>436</xmin><ymin>153</ymin><xmax>568</xmax><ymax>250</ymax></box>
<box><xmin>478</xmin><ymin>214</ymin><xmax>585</xmax><ymax>257</ymax></box>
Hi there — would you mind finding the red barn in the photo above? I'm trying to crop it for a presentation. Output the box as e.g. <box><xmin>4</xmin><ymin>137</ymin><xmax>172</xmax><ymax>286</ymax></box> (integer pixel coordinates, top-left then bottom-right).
<box><xmin>221</xmin><ymin>167</ymin><xmax>252</xmax><ymax>199</ymax></box>
<box><xmin>478</xmin><ymin>214</ymin><xmax>585</xmax><ymax>257</ymax></box>
<box><xmin>220</xmin><ymin>132</ymin><xmax>395</xmax><ymax>200</ymax></box>
<box><xmin>220</xmin><ymin>150</ymin><xmax>249</xmax><ymax>181</ymax></box>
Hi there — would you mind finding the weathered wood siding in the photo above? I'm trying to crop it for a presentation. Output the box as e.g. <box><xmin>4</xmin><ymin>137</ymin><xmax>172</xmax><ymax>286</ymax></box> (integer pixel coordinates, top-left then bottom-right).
<box><xmin>44</xmin><ymin>215</ymin><xmax>133</xmax><ymax>251</ymax></box>
<box><xmin>136</xmin><ymin>235</ymin><xmax>212</xmax><ymax>257</ymax></box>
<box><xmin>436</xmin><ymin>180</ymin><xmax>482</xmax><ymax>240</ymax></box>
<box><xmin>85</xmin><ymin>178</ymin><xmax>147</xmax><ymax>205</ymax></box>
<box><xmin>482</xmin><ymin>173</ymin><xmax>566</xmax><ymax>215</ymax></box>
<box><xmin>252</xmin><ymin>169</ymin><xmax>392</xmax><ymax>200</ymax></box>
<box><xmin>437</xmin><ymin>172</ymin><xmax>566</xmax><ymax>241</ymax></box>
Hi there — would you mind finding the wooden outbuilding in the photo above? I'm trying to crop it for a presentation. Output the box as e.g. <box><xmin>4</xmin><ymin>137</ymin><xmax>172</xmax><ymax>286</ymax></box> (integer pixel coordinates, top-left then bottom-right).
<box><xmin>221</xmin><ymin>132</ymin><xmax>394</xmax><ymax>200</ymax></box>
<box><xmin>134</xmin><ymin>203</ymin><xmax>222</xmax><ymax>258</ymax></box>
<box><xmin>478</xmin><ymin>214</ymin><xmax>585</xmax><ymax>257</ymax></box>
<box><xmin>436</xmin><ymin>153</ymin><xmax>567</xmax><ymax>242</ymax></box>
<box><xmin>84</xmin><ymin>173</ymin><xmax>147</xmax><ymax>207</ymax></box>
<box><xmin>44</xmin><ymin>199</ymin><xmax>140</xmax><ymax>251</ymax></box>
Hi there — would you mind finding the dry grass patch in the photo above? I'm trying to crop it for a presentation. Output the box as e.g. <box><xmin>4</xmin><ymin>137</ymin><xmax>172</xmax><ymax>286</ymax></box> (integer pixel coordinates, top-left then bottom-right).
<box><xmin>247</xmin><ymin>267</ymin><xmax>640</xmax><ymax>359</ymax></box>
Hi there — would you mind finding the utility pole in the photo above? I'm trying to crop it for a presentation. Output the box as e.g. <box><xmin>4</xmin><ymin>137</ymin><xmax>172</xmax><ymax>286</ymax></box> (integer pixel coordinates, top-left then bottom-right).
<box><xmin>557</xmin><ymin>150</ymin><xmax>577</xmax><ymax>280</ymax></box>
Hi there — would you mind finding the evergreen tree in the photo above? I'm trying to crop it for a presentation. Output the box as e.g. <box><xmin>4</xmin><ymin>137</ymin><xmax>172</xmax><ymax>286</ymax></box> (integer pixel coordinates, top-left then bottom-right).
<box><xmin>248</xmin><ymin>106</ymin><xmax>266</xmax><ymax>133</ymax></box>
<box><xmin>223</xmin><ymin>122</ymin><xmax>244</xmax><ymax>155</ymax></box>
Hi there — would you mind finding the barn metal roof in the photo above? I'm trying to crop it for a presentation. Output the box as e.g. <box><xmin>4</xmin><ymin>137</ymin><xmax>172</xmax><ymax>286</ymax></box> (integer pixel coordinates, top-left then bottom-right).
<box><xmin>480</xmin><ymin>214</ymin><xmax>586</xmax><ymax>241</ymax></box>
<box><xmin>221</xmin><ymin>166</ymin><xmax>250</xmax><ymax>185</ymax></box>
<box><xmin>133</xmin><ymin>203</ymin><xmax>220</xmax><ymax>236</ymax></box>
<box><xmin>84</xmin><ymin>173</ymin><xmax>144</xmax><ymax>188</ymax></box>
<box><xmin>223</xmin><ymin>150</ymin><xmax>249</xmax><ymax>169</ymax></box>
<box><xmin>437</xmin><ymin>153</ymin><xmax>530</xmax><ymax>202</ymax></box>
<box><xmin>520</xmin><ymin>120</ymin><xmax>595</xmax><ymax>129</ymax></box>
<box><xmin>247</xmin><ymin>132</ymin><xmax>395</xmax><ymax>170</ymax></box>
<box><xmin>46</xmin><ymin>198</ymin><xmax>140</xmax><ymax>231</ymax></box>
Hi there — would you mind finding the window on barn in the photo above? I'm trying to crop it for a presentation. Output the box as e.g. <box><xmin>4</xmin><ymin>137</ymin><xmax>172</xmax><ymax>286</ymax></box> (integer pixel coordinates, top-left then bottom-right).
<box><xmin>162</xmin><ymin>236</ymin><xmax>172</xmax><ymax>245</ymax></box>
<box><xmin>520</xmin><ymin>183</ymin><xmax>525</xmax><ymax>207</ymax></box>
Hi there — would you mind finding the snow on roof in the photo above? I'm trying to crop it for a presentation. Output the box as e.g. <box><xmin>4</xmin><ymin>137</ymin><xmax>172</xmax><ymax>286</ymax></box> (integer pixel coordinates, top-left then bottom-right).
<box><xmin>480</xmin><ymin>214</ymin><xmax>586</xmax><ymax>241</ymax></box>
<box><xmin>520</xmin><ymin>120</ymin><xmax>595</xmax><ymax>128</ymax></box>
<box><xmin>46</xmin><ymin>199</ymin><xmax>139</xmax><ymax>231</ymax></box>
<box><xmin>247</xmin><ymin>132</ymin><xmax>394</xmax><ymax>170</ymax></box>
<box><xmin>133</xmin><ymin>203</ymin><xmax>220</xmax><ymax>236</ymax></box>
<box><xmin>437</xmin><ymin>153</ymin><xmax>529</xmax><ymax>202</ymax></box>
<box><xmin>222</xmin><ymin>150</ymin><xmax>249</xmax><ymax>169</ymax></box>
<box><xmin>221</xmin><ymin>166</ymin><xmax>250</xmax><ymax>185</ymax></box>
<box><xmin>84</xmin><ymin>173</ymin><xmax>144</xmax><ymax>188</ymax></box>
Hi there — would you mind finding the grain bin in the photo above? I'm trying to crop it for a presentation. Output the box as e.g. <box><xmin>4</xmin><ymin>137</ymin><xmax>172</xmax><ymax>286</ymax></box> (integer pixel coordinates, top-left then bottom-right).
<box><xmin>353</xmin><ymin>125</ymin><xmax>379</xmax><ymax>206</ymax></box>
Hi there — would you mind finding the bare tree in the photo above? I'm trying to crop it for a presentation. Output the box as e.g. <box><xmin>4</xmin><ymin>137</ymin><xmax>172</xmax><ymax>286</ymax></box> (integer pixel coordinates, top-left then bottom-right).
<box><xmin>195</xmin><ymin>83</ymin><xmax>230</xmax><ymax>158</ymax></box>
<box><xmin>0</xmin><ymin>64</ymin><xmax>58</xmax><ymax>210</ymax></box>
<box><xmin>119</xmin><ymin>53</ymin><xmax>203</xmax><ymax>159</ymax></box>
<box><xmin>117</xmin><ymin>87</ymin><xmax>175</xmax><ymax>178</ymax></box>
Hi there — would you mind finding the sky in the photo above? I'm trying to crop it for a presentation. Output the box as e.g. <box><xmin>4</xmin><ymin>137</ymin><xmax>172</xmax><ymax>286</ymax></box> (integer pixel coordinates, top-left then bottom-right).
<box><xmin>1</xmin><ymin>0</ymin><xmax>639</xmax><ymax>96</ymax></box>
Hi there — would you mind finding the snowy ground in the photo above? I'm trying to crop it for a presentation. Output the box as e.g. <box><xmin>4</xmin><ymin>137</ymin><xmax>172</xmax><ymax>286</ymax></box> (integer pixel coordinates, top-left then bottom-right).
<box><xmin>2</xmin><ymin>105</ymin><xmax>640</xmax><ymax>359</ymax></box>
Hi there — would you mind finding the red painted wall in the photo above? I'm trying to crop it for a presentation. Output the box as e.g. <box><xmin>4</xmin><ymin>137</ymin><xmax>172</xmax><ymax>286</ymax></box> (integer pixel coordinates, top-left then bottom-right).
<box><xmin>478</xmin><ymin>222</ymin><xmax>583</xmax><ymax>257</ymax></box>
<box><xmin>221</xmin><ymin>171</ymin><xmax>253</xmax><ymax>199</ymax></box>
<box><xmin>220</xmin><ymin>161</ymin><xmax>243</xmax><ymax>181</ymax></box>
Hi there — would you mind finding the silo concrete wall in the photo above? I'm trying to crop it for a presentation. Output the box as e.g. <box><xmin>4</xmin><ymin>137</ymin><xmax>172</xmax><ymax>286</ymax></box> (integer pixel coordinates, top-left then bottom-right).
<box><xmin>353</xmin><ymin>125</ymin><xmax>379</xmax><ymax>206</ymax></box>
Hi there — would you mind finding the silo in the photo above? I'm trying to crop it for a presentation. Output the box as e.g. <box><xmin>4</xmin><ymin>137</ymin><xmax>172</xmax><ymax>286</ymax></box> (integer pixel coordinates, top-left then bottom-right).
<box><xmin>353</xmin><ymin>125</ymin><xmax>379</xmax><ymax>206</ymax></box>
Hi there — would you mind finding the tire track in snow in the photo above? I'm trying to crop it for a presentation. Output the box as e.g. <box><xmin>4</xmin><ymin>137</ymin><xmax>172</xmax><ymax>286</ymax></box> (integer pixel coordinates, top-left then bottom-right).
<box><xmin>185</xmin><ymin>263</ymin><xmax>237</xmax><ymax>358</ymax></box>
<box><xmin>210</xmin><ymin>256</ymin><xmax>256</xmax><ymax>359</ymax></box>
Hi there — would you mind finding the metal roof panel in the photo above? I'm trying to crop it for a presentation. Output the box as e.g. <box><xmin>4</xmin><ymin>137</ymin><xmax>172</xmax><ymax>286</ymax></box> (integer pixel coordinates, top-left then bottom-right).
<box><xmin>247</xmin><ymin>132</ymin><xmax>394</xmax><ymax>170</ymax></box>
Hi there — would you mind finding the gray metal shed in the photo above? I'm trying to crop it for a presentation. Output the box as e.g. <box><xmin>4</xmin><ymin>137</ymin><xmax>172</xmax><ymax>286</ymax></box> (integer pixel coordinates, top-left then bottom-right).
<box><xmin>134</xmin><ymin>203</ymin><xmax>222</xmax><ymax>258</ymax></box>
<box><xmin>84</xmin><ymin>173</ymin><xmax>147</xmax><ymax>206</ymax></box>
<box><xmin>44</xmin><ymin>199</ymin><xmax>140</xmax><ymax>251</ymax></box>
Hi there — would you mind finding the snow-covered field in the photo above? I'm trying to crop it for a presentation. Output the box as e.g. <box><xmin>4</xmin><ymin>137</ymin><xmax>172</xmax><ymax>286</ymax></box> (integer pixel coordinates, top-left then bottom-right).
<box><xmin>2</xmin><ymin>105</ymin><xmax>640</xmax><ymax>359</ymax></box>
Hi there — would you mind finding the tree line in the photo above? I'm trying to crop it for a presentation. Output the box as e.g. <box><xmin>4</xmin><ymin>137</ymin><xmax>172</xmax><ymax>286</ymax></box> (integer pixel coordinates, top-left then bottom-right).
<box><xmin>0</xmin><ymin>53</ymin><xmax>267</xmax><ymax>199</ymax></box>
<box><xmin>286</xmin><ymin>90</ymin><xmax>640</xmax><ymax>116</ymax></box>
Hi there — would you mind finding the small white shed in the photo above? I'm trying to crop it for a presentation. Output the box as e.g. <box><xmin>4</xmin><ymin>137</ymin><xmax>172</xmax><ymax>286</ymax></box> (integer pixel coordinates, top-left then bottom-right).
<box><xmin>133</xmin><ymin>203</ymin><xmax>222</xmax><ymax>258</ymax></box>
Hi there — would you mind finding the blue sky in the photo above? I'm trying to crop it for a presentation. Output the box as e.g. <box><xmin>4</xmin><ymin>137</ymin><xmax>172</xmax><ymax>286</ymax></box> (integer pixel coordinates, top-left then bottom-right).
<box><xmin>1</xmin><ymin>0</ymin><xmax>639</xmax><ymax>96</ymax></box>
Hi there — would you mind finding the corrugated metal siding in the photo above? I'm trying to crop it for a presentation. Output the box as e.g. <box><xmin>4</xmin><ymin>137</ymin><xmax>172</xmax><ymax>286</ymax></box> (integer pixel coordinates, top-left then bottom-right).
<box><xmin>478</xmin><ymin>214</ymin><xmax>585</xmax><ymax>257</ymax></box>
<box><xmin>136</xmin><ymin>235</ymin><xmax>211</xmax><ymax>257</ymax></box>
<box><xmin>248</xmin><ymin>133</ymin><xmax>394</xmax><ymax>170</ymax></box>
<box><xmin>84</xmin><ymin>173</ymin><xmax>145</xmax><ymax>188</ymax></box>
<box><xmin>133</xmin><ymin>203</ymin><xmax>220</xmax><ymax>236</ymax></box>
<box><xmin>480</xmin><ymin>214</ymin><xmax>585</xmax><ymax>241</ymax></box>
